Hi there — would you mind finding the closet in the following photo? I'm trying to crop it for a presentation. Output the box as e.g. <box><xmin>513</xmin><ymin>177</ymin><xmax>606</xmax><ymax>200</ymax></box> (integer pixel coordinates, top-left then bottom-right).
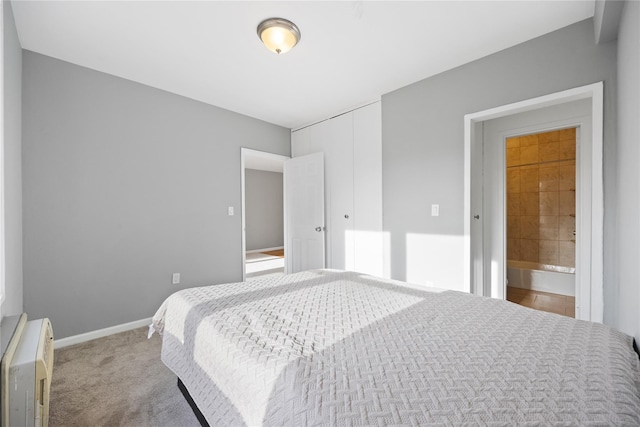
<box><xmin>291</xmin><ymin>102</ymin><xmax>384</xmax><ymax>277</ymax></box>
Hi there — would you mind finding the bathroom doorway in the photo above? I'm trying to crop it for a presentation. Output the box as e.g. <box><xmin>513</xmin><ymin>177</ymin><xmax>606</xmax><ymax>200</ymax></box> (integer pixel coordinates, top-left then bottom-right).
<box><xmin>466</xmin><ymin>83</ymin><xmax>604</xmax><ymax>323</ymax></box>
<box><xmin>504</xmin><ymin>128</ymin><xmax>576</xmax><ymax>317</ymax></box>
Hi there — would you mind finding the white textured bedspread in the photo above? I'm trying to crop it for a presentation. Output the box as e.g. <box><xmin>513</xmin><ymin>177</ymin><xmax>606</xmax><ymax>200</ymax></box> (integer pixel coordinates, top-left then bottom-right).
<box><xmin>152</xmin><ymin>270</ymin><xmax>640</xmax><ymax>426</ymax></box>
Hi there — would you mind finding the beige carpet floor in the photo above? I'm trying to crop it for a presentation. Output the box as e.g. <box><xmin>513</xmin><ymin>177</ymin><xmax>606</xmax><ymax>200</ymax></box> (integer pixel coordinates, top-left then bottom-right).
<box><xmin>50</xmin><ymin>327</ymin><xmax>200</xmax><ymax>426</ymax></box>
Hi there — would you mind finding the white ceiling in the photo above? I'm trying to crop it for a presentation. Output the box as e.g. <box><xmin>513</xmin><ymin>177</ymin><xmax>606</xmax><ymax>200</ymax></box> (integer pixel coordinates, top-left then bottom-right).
<box><xmin>11</xmin><ymin>1</ymin><xmax>595</xmax><ymax>129</ymax></box>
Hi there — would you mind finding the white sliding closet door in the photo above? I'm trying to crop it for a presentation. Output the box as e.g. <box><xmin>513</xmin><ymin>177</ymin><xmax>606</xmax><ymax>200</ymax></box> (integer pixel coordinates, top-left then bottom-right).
<box><xmin>290</xmin><ymin>102</ymin><xmax>383</xmax><ymax>276</ymax></box>
<box><xmin>353</xmin><ymin>103</ymin><xmax>383</xmax><ymax>276</ymax></box>
<box><xmin>326</xmin><ymin>113</ymin><xmax>354</xmax><ymax>271</ymax></box>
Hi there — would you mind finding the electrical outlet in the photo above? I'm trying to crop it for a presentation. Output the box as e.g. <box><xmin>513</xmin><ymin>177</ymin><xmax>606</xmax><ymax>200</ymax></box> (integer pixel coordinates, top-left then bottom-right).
<box><xmin>172</xmin><ymin>273</ymin><xmax>180</xmax><ymax>285</ymax></box>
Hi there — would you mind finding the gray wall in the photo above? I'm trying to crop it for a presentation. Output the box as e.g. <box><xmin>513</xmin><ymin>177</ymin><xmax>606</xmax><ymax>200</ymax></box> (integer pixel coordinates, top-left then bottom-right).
<box><xmin>22</xmin><ymin>52</ymin><xmax>290</xmax><ymax>339</ymax></box>
<box><xmin>3</xmin><ymin>0</ymin><xmax>23</xmax><ymax>318</ymax></box>
<box><xmin>245</xmin><ymin>169</ymin><xmax>283</xmax><ymax>251</ymax></box>
<box><xmin>382</xmin><ymin>20</ymin><xmax>620</xmax><ymax>319</ymax></box>
<box><xmin>614</xmin><ymin>0</ymin><xmax>639</xmax><ymax>342</ymax></box>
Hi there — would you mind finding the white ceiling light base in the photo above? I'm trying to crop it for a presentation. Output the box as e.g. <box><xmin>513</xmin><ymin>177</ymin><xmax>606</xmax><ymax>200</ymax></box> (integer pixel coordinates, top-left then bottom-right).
<box><xmin>257</xmin><ymin>17</ymin><xmax>301</xmax><ymax>54</ymax></box>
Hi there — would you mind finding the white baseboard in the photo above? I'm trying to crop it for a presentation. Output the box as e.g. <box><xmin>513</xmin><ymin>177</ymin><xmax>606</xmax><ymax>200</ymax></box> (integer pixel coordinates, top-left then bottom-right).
<box><xmin>54</xmin><ymin>317</ymin><xmax>153</xmax><ymax>349</ymax></box>
<box><xmin>246</xmin><ymin>246</ymin><xmax>284</xmax><ymax>254</ymax></box>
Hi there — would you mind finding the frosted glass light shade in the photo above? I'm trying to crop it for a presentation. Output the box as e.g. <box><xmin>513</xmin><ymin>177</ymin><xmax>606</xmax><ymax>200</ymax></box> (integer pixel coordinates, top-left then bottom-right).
<box><xmin>257</xmin><ymin>18</ymin><xmax>301</xmax><ymax>54</ymax></box>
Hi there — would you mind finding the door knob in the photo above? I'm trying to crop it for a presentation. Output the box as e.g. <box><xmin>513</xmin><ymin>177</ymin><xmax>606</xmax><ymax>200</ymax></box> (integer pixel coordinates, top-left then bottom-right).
<box><xmin>473</xmin><ymin>214</ymin><xmax>480</xmax><ymax>219</ymax></box>
<box><xmin>344</xmin><ymin>214</ymin><xmax>350</xmax><ymax>219</ymax></box>
<box><xmin>315</xmin><ymin>226</ymin><xmax>323</xmax><ymax>232</ymax></box>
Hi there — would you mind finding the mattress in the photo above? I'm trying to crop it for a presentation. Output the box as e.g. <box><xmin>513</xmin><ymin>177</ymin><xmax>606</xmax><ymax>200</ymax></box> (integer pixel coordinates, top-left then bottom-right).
<box><xmin>152</xmin><ymin>269</ymin><xmax>640</xmax><ymax>426</ymax></box>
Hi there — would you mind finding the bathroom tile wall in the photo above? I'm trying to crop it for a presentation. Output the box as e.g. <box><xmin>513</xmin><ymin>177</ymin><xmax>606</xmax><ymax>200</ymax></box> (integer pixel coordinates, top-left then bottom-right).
<box><xmin>506</xmin><ymin>128</ymin><xmax>576</xmax><ymax>268</ymax></box>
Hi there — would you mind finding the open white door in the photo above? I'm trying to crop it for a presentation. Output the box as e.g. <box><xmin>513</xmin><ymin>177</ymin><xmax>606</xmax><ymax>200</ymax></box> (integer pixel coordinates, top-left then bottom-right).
<box><xmin>284</xmin><ymin>152</ymin><xmax>325</xmax><ymax>273</ymax></box>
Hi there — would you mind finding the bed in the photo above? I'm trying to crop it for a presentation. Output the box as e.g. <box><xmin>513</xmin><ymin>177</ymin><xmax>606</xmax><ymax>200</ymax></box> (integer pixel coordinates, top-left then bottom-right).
<box><xmin>151</xmin><ymin>269</ymin><xmax>640</xmax><ymax>426</ymax></box>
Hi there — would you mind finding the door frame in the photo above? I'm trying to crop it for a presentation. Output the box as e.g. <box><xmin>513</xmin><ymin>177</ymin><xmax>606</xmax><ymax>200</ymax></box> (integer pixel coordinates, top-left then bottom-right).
<box><xmin>463</xmin><ymin>82</ymin><xmax>604</xmax><ymax>323</ymax></box>
<box><xmin>240</xmin><ymin>148</ymin><xmax>289</xmax><ymax>281</ymax></box>
<box><xmin>482</xmin><ymin>105</ymin><xmax>590</xmax><ymax>302</ymax></box>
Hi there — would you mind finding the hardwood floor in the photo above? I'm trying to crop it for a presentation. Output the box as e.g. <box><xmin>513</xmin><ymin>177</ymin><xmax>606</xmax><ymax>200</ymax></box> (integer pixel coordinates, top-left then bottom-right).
<box><xmin>262</xmin><ymin>249</ymin><xmax>284</xmax><ymax>258</ymax></box>
<box><xmin>507</xmin><ymin>286</ymin><xmax>575</xmax><ymax>318</ymax></box>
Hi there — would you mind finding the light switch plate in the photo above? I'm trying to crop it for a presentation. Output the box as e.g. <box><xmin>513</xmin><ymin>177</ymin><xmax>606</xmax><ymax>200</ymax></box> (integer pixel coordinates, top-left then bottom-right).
<box><xmin>431</xmin><ymin>204</ymin><xmax>439</xmax><ymax>216</ymax></box>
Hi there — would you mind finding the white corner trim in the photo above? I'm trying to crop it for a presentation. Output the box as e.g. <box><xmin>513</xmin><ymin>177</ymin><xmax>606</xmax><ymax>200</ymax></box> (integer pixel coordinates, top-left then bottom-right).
<box><xmin>0</xmin><ymin>1</ymin><xmax>5</xmax><ymax>323</ymax></box>
<box><xmin>54</xmin><ymin>317</ymin><xmax>153</xmax><ymax>349</ymax></box>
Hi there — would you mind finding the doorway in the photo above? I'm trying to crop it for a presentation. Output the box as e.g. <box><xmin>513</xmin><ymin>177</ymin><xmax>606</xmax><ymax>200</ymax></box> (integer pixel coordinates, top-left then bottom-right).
<box><xmin>464</xmin><ymin>82</ymin><xmax>603</xmax><ymax>323</ymax></box>
<box><xmin>241</xmin><ymin>148</ymin><xmax>289</xmax><ymax>281</ymax></box>
<box><xmin>503</xmin><ymin>128</ymin><xmax>577</xmax><ymax>318</ymax></box>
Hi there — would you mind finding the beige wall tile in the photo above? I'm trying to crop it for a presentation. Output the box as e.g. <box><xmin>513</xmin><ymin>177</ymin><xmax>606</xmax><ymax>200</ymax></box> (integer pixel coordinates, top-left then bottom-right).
<box><xmin>507</xmin><ymin>193</ymin><xmax>521</xmax><ymax>216</ymax></box>
<box><xmin>539</xmin><ymin>240</ymin><xmax>559</xmax><ymax>265</ymax></box>
<box><xmin>539</xmin><ymin>192</ymin><xmax>559</xmax><ymax>216</ymax></box>
<box><xmin>507</xmin><ymin>238</ymin><xmax>521</xmax><ymax>261</ymax></box>
<box><xmin>507</xmin><ymin>215</ymin><xmax>520</xmax><ymax>239</ymax></box>
<box><xmin>539</xmin><ymin>215</ymin><xmax>559</xmax><ymax>240</ymax></box>
<box><xmin>506</xmin><ymin>147</ymin><xmax>521</xmax><ymax>167</ymax></box>
<box><xmin>544</xmin><ymin>130</ymin><xmax>561</xmax><ymax>143</ymax></box>
<box><xmin>506</xmin><ymin>137</ymin><xmax>520</xmax><ymax>148</ymax></box>
<box><xmin>558</xmin><ymin>241</ymin><xmax>576</xmax><ymax>268</ymax></box>
<box><xmin>507</xmin><ymin>168</ymin><xmax>521</xmax><ymax>193</ymax></box>
<box><xmin>520</xmin><ymin>215</ymin><xmax>539</xmax><ymax>239</ymax></box>
<box><xmin>521</xmin><ymin>239</ymin><xmax>539</xmax><ymax>263</ymax></box>
<box><xmin>520</xmin><ymin>167</ymin><xmax>539</xmax><ymax>192</ymax></box>
<box><xmin>539</xmin><ymin>141</ymin><xmax>559</xmax><ymax>162</ymax></box>
<box><xmin>558</xmin><ymin>215</ymin><xmax>575</xmax><ymax>241</ymax></box>
<box><xmin>504</xmin><ymin>128</ymin><xmax>576</xmax><ymax>269</ymax></box>
<box><xmin>559</xmin><ymin>191</ymin><xmax>575</xmax><ymax>215</ymax></box>
<box><xmin>521</xmin><ymin>192</ymin><xmax>539</xmax><ymax>216</ymax></box>
<box><xmin>537</xmin><ymin>131</ymin><xmax>553</xmax><ymax>144</ymax></box>
<box><xmin>558</xmin><ymin>139</ymin><xmax>576</xmax><ymax>160</ymax></box>
<box><xmin>520</xmin><ymin>144</ymin><xmax>539</xmax><ymax>165</ymax></box>
<box><xmin>557</xmin><ymin>127</ymin><xmax>576</xmax><ymax>141</ymax></box>
<box><xmin>558</xmin><ymin>163</ymin><xmax>575</xmax><ymax>191</ymax></box>
<box><xmin>538</xmin><ymin>165</ymin><xmax>558</xmax><ymax>191</ymax></box>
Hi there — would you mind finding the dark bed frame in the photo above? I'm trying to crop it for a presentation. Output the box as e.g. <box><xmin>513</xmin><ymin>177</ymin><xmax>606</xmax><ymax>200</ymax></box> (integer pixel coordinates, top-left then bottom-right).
<box><xmin>177</xmin><ymin>378</ymin><xmax>210</xmax><ymax>427</ymax></box>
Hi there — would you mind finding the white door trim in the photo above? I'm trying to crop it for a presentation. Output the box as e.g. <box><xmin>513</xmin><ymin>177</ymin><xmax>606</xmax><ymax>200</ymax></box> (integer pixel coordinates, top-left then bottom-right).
<box><xmin>240</xmin><ymin>148</ymin><xmax>289</xmax><ymax>281</ymax></box>
<box><xmin>464</xmin><ymin>82</ymin><xmax>604</xmax><ymax>323</ymax></box>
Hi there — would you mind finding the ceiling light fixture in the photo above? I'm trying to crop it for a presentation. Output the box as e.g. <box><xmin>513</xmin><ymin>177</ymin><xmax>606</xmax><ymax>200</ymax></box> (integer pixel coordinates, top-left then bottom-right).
<box><xmin>257</xmin><ymin>18</ymin><xmax>301</xmax><ymax>54</ymax></box>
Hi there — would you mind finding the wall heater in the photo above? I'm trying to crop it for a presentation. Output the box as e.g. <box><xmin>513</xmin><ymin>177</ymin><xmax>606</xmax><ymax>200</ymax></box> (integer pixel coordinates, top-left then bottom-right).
<box><xmin>1</xmin><ymin>314</ymin><xmax>54</xmax><ymax>427</ymax></box>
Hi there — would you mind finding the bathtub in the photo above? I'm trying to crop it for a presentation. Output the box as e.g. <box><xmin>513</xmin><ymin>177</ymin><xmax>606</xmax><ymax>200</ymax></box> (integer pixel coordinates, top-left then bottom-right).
<box><xmin>506</xmin><ymin>260</ymin><xmax>575</xmax><ymax>297</ymax></box>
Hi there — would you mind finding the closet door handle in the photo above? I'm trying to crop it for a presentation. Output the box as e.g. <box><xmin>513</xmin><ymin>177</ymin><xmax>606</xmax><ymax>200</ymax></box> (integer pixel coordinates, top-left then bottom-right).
<box><xmin>344</xmin><ymin>214</ymin><xmax>350</xmax><ymax>219</ymax></box>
